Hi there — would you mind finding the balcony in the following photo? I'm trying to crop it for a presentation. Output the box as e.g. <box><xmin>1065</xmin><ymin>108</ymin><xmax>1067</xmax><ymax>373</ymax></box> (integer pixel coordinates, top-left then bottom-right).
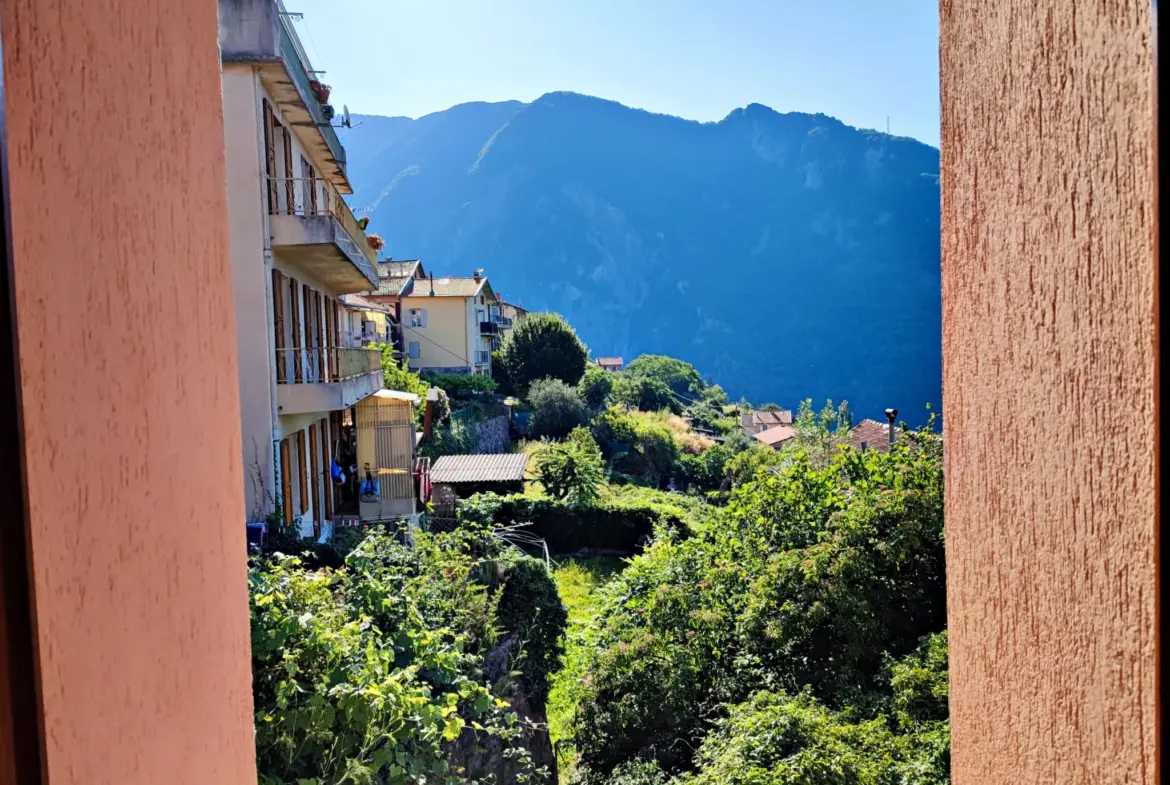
<box><xmin>474</xmin><ymin>350</ymin><xmax>492</xmax><ymax>366</ymax></box>
<box><xmin>492</xmin><ymin>315</ymin><xmax>514</xmax><ymax>329</ymax></box>
<box><xmin>218</xmin><ymin>0</ymin><xmax>348</xmax><ymax>188</ymax></box>
<box><xmin>275</xmin><ymin>346</ymin><xmax>382</xmax><ymax>415</ymax></box>
<box><xmin>479</xmin><ymin>320</ymin><xmax>499</xmax><ymax>335</ymax></box>
<box><xmin>268</xmin><ymin>176</ymin><xmax>379</xmax><ymax>293</ymax></box>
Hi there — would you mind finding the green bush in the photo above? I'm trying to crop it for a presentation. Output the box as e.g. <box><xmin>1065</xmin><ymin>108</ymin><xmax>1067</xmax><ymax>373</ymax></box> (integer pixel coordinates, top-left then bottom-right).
<box><xmin>624</xmin><ymin>355</ymin><xmax>704</xmax><ymax>398</ymax></box>
<box><xmin>579</xmin><ymin>363</ymin><xmax>614</xmax><ymax>411</ymax></box>
<box><xmin>565</xmin><ymin>429</ymin><xmax>946</xmax><ymax>779</ymax></box>
<box><xmin>250</xmin><ymin>529</ymin><xmax>548</xmax><ymax>784</ymax></box>
<box><xmin>419</xmin><ymin>414</ymin><xmax>477</xmax><ymax>460</ymax></box>
<box><xmin>495</xmin><ymin>554</ymin><xmax>569</xmax><ymax>705</ymax></box>
<box><xmin>425</xmin><ymin>372</ymin><xmax>498</xmax><ymax>399</ymax></box>
<box><xmin>499</xmin><ymin>312</ymin><xmax>589</xmax><ymax>393</ymax></box>
<box><xmin>529</xmin><ymin>377</ymin><xmax>590</xmax><ymax>439</ymax></box>
<box><xmin>611</xmin><ymin>375</ymin><xmax>679</xmax><ymax>414</ymax></box>
<box><xmin>592</xmin><ymin>407</ymin><xmax>680</xmax><ymax>485</ymax></box>
<box><xmin>534</xmin><ymin>428</ymin><xmax>605</xmax><ymax>505</ymax></box>
<box><xmin>375</xmin><ymin>343</ymin><xmax>429</xmax><ymax>425</ymax></box>
<box><xmin>459</xmin><ymin>491</ymin><xmax>691</xmax><ymax>555</ymax></box>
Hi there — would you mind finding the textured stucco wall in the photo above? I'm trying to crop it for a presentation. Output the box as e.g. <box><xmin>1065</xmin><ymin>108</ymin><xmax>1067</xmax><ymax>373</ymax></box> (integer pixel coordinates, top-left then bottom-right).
<box><xmin>941</xmin><ymin>2</ymin><xmax>1158</xmax><ymax>783</ymax></box>
<box><xmin>1</xmin><ymin>0</ymin><xmax>257</xmax><ymax>783</ymax></box>
<box><xmin>224</xmin><ymin>64</ymin><xmax>279</xmax><ymax>519</ymax></box>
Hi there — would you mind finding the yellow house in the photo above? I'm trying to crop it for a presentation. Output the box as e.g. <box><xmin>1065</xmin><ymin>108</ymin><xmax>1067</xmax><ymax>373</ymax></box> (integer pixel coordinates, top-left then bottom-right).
<box><xmin>341</xmin><ymin>294</ymin><xmax>393</xmax><ymax>347</ymax></box>
<box><xmin>399</xmin><ymin>272</ymin><xmax>499</xmax><ymax>376</ymax></box>
<box><xmin>219</xmin><ymin>0</ymin><xmax>389</xmax><ymax>535</ymax></box>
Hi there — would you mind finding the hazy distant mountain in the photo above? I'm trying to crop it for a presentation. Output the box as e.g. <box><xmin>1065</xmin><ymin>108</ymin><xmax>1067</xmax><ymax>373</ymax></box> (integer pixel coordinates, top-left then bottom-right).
<box><xmin>340</xmin><ymin>92</ymin><xmax>941</xmax><ymax>423</ymax></box>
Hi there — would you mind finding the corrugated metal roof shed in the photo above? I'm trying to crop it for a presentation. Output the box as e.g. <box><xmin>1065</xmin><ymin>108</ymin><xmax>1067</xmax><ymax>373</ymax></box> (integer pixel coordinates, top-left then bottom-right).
<box><xmin>429</xmin><ymin>453</ymin><xmax>530</xmax><ymax>484</ymax></box>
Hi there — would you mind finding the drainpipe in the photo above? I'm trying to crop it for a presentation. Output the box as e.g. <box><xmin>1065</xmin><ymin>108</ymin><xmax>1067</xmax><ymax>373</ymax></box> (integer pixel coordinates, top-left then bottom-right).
<box><xmin>884</xmin><ymin>408</ymin><xmax>898</xmax><ymax>449</ymax></box>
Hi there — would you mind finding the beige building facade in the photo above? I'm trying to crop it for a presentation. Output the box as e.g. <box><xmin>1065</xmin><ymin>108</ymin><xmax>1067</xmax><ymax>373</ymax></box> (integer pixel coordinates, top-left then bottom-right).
<box><xmin>398</xmin><ymin>275</ymin><xmax>500</xmax><ymax>376</ymax></box>
<box><xmin>219</xmin><ymin>0</ymin><xmax>384</xmax><ymax>533</ymax></box>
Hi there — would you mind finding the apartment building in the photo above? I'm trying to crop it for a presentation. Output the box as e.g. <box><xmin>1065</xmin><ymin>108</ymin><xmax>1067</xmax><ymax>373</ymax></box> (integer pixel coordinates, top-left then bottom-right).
<box><xmin>218</xmin><ymin>0</ymin><xmax>391</xmax><ymax>533</ymax></box>
<box><xmin>399</xmin><ymin>272</ymin><xmax>500</xmax><ymax>375</ymax></box>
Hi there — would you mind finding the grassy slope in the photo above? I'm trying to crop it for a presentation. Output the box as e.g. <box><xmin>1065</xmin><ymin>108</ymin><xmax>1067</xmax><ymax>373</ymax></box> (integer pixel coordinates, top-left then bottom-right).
<box><xmin>547</xmin><ymin>556</ymin><xmax>627</xmax><ymax>777</ymax></box>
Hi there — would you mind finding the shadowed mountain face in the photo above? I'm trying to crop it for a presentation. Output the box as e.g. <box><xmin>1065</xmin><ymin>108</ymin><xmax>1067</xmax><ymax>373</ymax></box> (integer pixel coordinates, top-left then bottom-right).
<box><xmin>340</xmin><ymin>92</ymin><xmax>941</xmax><ymax>423</ymax></box>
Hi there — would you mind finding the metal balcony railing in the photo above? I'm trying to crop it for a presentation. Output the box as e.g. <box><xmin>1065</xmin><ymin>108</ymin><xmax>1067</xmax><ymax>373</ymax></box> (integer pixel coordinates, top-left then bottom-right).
<box><xmin>275</xmin><ymin>346</ymin><xmax>381</xmax><ymax>385</ymax></box>
<box><xmin>491</xmin><ymin>315</ymin><xmax>513</xmax><ymax>328</ymax></box>
<box><xmin>275</xmin><ymin>2</ymin><xmax>346</xmax><ymax>175</ymax></box>
<box><xmin>479</xmin><ymin>320</ymin><xmax>499</xmax><ymax>335</ymax></box>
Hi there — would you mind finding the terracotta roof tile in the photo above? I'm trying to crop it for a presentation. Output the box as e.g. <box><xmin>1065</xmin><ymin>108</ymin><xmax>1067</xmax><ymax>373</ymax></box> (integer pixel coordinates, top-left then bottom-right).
<box><xmin>846</xmin><ymin>419</ymin><xmax>899</xmax><ymax>452</ymax></box>
<box><xmin>401</xmin><ymin>277</ymin><xmax>490</xmax><ymax>298</ymax></box>
<box><xmin>753</xmin><ymin>424</ymin><xmax>797</xmax><ymax>448</ymax></box>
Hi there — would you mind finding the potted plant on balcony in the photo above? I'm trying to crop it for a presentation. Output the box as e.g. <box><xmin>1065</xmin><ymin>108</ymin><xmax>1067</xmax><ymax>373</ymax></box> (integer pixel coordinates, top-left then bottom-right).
<box><xmin>356</xmin><ymin>216</ymin><xmax>370</xmax><ymax>231</ymax></box>
<box><xmin>367</xmin><ymin>234</ymin><xmax>385</xmax><ymax>253</ymax></box>
<box><xmin>309</xmin><ymin>80</ymin><xmax>331</xmax><ymax>104</ymax></box>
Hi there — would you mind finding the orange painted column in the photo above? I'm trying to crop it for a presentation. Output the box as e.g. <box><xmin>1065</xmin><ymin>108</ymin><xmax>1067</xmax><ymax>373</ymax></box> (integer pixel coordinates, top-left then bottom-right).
<box><xmin>941</xmin><ymin>1</ymin><xmax>1158</xmax><ymax>783</ymax></box>
<box><xmin>1</xmin><ymin>0</ymin><xmax>256</xmax><ymax>783</ymax></box>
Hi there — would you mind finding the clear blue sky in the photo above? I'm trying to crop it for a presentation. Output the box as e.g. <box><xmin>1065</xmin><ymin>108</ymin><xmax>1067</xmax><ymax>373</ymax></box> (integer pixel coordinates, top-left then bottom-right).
<box><xmin>291</xmin><ymin>0</ymin><xmax>940</xmax><ymax>147</ymax></box>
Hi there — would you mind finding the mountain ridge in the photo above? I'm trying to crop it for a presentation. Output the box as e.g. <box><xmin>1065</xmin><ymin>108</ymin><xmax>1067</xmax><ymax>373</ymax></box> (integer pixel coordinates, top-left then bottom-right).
<box><xmin>340</xmin><ymin>92</ymin><xmax>941</xmax><ymax>423</ymax></box>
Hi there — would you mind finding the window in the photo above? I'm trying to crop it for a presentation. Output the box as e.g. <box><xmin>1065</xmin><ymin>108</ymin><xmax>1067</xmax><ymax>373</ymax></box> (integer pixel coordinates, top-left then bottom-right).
<box><xmin>408</xmin><ymin>308</ymin><xmax>427</xmax><ymax>327</ymax></box>
<box><xmin>408</xmin><ymin>342</ymin><xmax>421</xmax><ymax>359</ymax></box>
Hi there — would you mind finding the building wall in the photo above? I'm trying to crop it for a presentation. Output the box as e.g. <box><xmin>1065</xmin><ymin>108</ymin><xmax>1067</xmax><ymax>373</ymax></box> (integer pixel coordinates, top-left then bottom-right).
<box><xmin>400</xmin><ymin>295</ymin><xmax>473</xmax><ymax>372</ymax></box>
<box><xmin>1</xmin><ymin>0</ymin><xmax>257</xmax><ymax>782</ymax></box>
<box><xmin>223</xmin><ymin>64</ymin><xmax>278</xmax><ymax>520</ymax></box>
<box><xmin>940</xmin><ymin>2</ymin><xmax>1158</xmax><ymax>783</ymax></box>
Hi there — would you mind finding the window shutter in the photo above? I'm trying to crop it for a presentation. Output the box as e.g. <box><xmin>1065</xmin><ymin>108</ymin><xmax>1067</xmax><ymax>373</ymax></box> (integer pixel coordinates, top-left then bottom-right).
<box><xmin>279</xmin><ymin>438</ymin><xmax>293</xmax><ymax>527</ymax></box>
<box><xmin>289</xmin><ymin>277</ymin><xmax>303</xmax><ymax>382</ymax></box>
<box><xmin>296</xmin><ymin>430</ymin><xmax>309</xmax><ymax>515</ymax></box>
<box><xmin>420</xmin><ymin>308</ymin><xmax>428</xmax><ymax>328</ymax></box>
<box><xmin>282</xmin><ymin>126</ymin><xmax>294</xmax><ymax>214</ymax></box>
<box><xmin>271</xmin><ymin>269</ymin><xmax>286</xmax><ymax>383</ymax></box>
<box><xmin>313</xmin><ymin>290</ymin><xmax>325</xmax><ymax>379</ymax></box>
<box><xmin>262</xmin><ymin>102</ymin><xmax>277</xmax><ymax>213</ymax></box>
<box><xmin>308</xmin><ymin>423</ymin><xmax>321</xmax><ymax>538</ymax></box>
<box><xmin>319</xmin><ymin>418</ymin><xmax>333</xmax><ymax>521</ymax></box>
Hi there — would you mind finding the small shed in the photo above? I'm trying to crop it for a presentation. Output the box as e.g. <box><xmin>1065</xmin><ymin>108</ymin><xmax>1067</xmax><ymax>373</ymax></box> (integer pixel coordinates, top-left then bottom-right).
<box><xmin>429</xmin><ymin>453</ymin><xmax>530</xmax><ymax>500</ymax></box>
<box><xmin>355</xmin><ymin>389</ymin><xmax>419</xmax><ymax>521</ymax></box>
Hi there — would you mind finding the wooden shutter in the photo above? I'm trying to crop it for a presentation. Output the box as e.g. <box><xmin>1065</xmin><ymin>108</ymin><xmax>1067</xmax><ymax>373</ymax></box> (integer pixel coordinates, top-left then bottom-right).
<box><xmin>271</xmin><ymin>268</ymin><xmax>286</xmax><ymax>383</ymax></box>
<box><xmin>263</xmin><ymin>102</ymin><xmax>277</xmax><ymax>213</ymax></box>
<box><xmin>289</xmin><ymin>277</ymin><xmax>303</xmax><ymax>382</ymax></box>
<box><xmin>296</xmin><ymin>430</ymin><xmax>309</xmax><ymax>515</ymax></box>
<box><xmin>282</xmin><ymin>126</ymin><xmax>294</xmax><ymax>214</ymax></box>
<box><xmin>279</xmin><ymin>438</ymin><xmax>293</xmax><ymax>527</ymax></box>
<box><xmin>308</xmin><ymin>423</ymin><xmax>322</xmax><ymax>538</ymax></box>
<box><xmin>319</xmin><ymin>418</ymin><xmax>333</xmax><ymax>521</ymax></box>
<box><xmin>314</xmin><ymin>291</ymin><xmax>325</xmax><ymax>379</ymax></box>
<box><xmin>302</xmin><ymin>156</ymin><xmax>318</xmax><ymax>214</ymax></box>
<box><xmin>302</xmin><ymin>285</ymin><xmax>315</xmax><ymax>380</ymax></box>
<box><xmin>325</xmin><ymin>298</ymin><xmax>337</xmax><ymax>380</ymax></box>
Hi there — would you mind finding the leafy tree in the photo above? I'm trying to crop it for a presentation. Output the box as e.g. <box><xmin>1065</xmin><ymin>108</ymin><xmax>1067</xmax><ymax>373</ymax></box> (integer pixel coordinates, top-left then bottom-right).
<box><xmin>535</xmin><ymin>427</ymin><xmax>605</xmax><ymax>504</ymax></box>
<box><xmin>579</xmin><ymin>363</ymin><xmax>615</xmax><ymax>411</ymax></box>
<box><xmin>625</xmin><ymin>354</ymin><xmax>704</xmax><ymax>398</ymax></box>
<box><xmin>759</xmin><ymin>402</ymin><xmax>783</xmax><ymax>412</ymax></box>
<box><xmin>423</xmin><ymin>372</ymin><xmax>497</xmax><ymax>399</ymax></box>
<box><xmin>375</xmin><ymin>344</ymin><xmax>430</xmax><ymax>425</ymax></box>
<box><xmin>499</xmin><ymin>312</ymin><xmax>589</xmax><ymax>393</ymax></box>
<box><xmin>612</xmin><ymin>374</ymin><xmax>679</xmax><ymax>414</ymax></box>
<box><xmin>529</xmin><ymin>377</ymin><xmax>590</xmax><ymax>439</ymax></box>
<box><xmin>491</xmin><ymin>348</ymin><xmax>516</xmax><ymax>396</ymax></box>
<box><xmin>700</xmin><ymin>384</ymin><xmax>729</xmax><ymax>408</ymax></box>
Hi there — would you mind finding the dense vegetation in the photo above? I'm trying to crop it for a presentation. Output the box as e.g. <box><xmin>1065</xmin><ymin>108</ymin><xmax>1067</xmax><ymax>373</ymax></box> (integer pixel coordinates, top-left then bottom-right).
<box><xmin>250</xmin><ymin>526</ymin><xmax>567</xmax><ymax>784</ymax></box>
<box><xmin>280</xmin><ymin>312</ymin><xmax>949</xmax><ymax>783</ymax></box>
<box><xmin>559</xmin><ymin>428</ymin><xmax>947</xmax><ymax>783</ymax></box>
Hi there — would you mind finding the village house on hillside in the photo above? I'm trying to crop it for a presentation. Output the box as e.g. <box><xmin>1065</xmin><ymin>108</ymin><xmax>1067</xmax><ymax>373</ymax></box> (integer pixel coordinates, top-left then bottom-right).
<box><xmin>396</xmin><ymin>270</ymin><xmax>500</xmax><ymax>376</ymax></box>
<box><xmin>845</xmin><ymin>418</ymin><xmax>900</xmax><ymax>452</ymax></box>
<box><xmin>597</xmin><ymin>357</ymin><xmax>623</xmax><ymax>372</ymax></box>
<box><xmin>739</xmin><ymin>408</ymin><xmax>793</xmax><ymax>438</ymax></box>
<box><xmin>753</xmin><ymin>423</ymin><xmax>797</xmax><ymax>450</ymax></box>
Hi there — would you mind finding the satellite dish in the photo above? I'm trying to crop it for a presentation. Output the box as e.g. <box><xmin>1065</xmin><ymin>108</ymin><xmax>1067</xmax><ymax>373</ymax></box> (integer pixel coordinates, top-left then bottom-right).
<box><xmin>342</xmin><ymin>105</ymin><xmax>352</xmax><ymax>129</ymax></box>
